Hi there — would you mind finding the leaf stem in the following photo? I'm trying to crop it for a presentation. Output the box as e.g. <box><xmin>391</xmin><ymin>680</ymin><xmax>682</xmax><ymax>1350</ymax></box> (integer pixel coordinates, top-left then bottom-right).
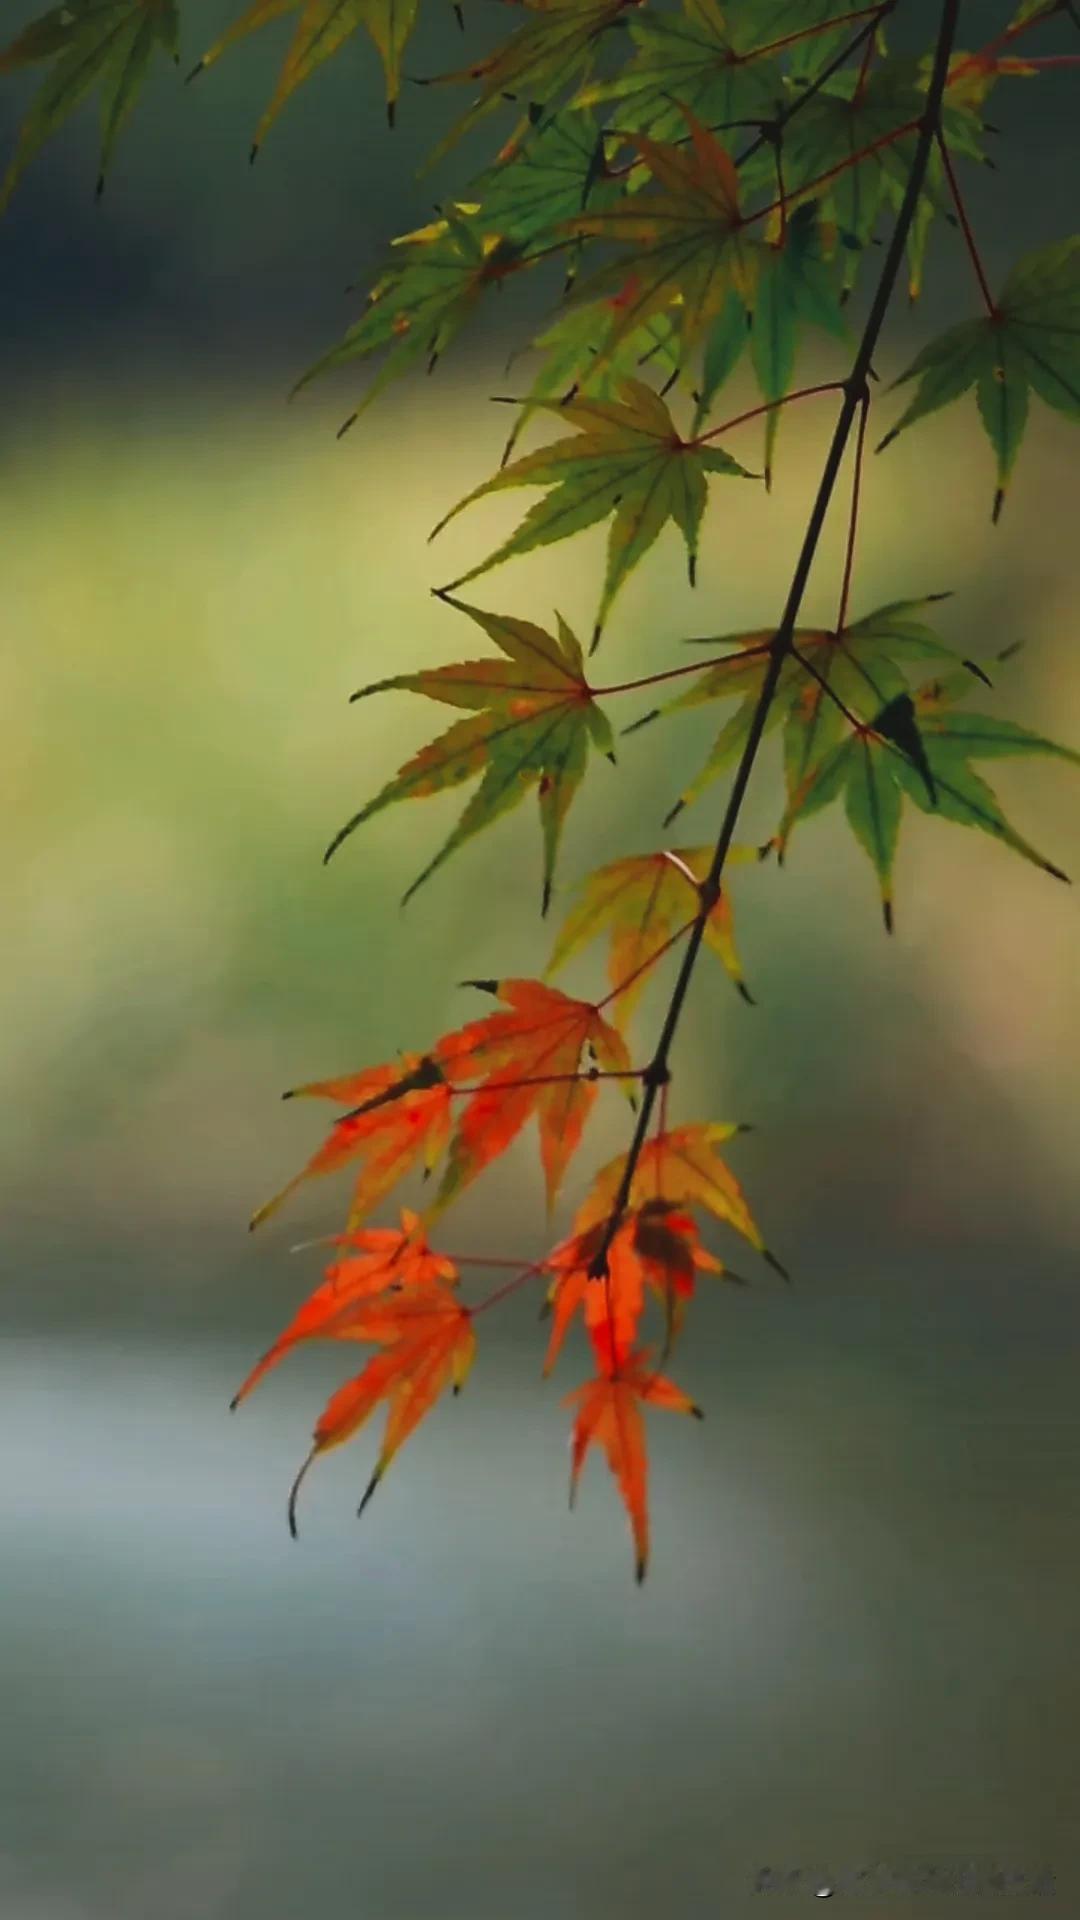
<box><xmin>587</xmin><ymin>0</ymin><xmax>962</xmax><ymax>1287</ymax></box>
<box><xmin>591</xmin><ymin>647</ymin><xmax>769</xmax><ymax>698</ymax></box>
<box><xmin>935</xmin><ymin>131</ymin><xmax>997</xmax><ymax>316</ymax></box>
<box><xmin>595</xmin><ymin>919</ymin><xmax>696</xmax><ymax>1012</ymax></box>
<box><xmin>691</xmin><ymin>381</ymin><xmax>845</xmax><ymax>447</ymax></box>
<box><xmin>469</xmin><ymin>1258</ymin><xmax>548</xmax><ymax>1317</ymax></box>
<box><xmin>450</xmin><ymin>1067</ymin><xmax>645</xmax><ymax>1095</ymax></box>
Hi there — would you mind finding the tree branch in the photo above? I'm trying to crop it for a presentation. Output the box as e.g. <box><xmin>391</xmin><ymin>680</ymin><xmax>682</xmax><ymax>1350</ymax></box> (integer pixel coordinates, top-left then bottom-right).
<box><xmin>588</xmin><ymin>0</ymin><xmax>963</xmax><ymax>1285</ymax></box>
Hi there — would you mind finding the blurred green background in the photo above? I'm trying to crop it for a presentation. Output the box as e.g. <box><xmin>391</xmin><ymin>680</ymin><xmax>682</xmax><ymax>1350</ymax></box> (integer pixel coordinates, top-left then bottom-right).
<box><xmin>2</xmin><ymin>5</ymin><xmax>1080</xmax><ymax>1917</ymax></box>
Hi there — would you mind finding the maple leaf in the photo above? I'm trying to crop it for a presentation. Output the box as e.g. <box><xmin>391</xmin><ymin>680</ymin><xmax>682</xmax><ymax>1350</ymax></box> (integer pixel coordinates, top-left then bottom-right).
<box><xmin>231</xmin><ymin>1210</ymin><xmax>457</xmax><ymax>1408</ymax></box>
<box><xmin>566</xmin><ymin>117</ymin><xmax>763</xmax><ymax>372</ymax></box>
<box><xmin>422</xmin><ymin>0</ymin><xmax>632</xmax><ymax>165</ymax></box>
<box><xmin>573</xmin><ymin>0</ymin><xmax>782</xmax><ymax>144</ymax></box>
<box><xmin>287</xmin><ymin>1285</ymin><xmax>475</xmax><ymax>1534</ymax></box>
<box><xmin>323</xmin><ymin>597</ymin><xmax>616</xmax><ymax>911</ymax></box>
<box><xmin>877</xmin><ymin>239</ymin><xmax>1080</xmax><ymax>520</ymax></box>
<box><xmin>249</xmin><ymin>1052</ymin><xmax>452</xmax><ymax>1232</ymax></box>
<box><xmin>432</xmin><ymin>977</ymin><xmax>633</xmax><ymax>1212</ymax></box>
<box><xmin>693</xmin><ymin>204</ymin><xmax>848</xmax><ymax>480</ymax></box>
<box><xmin>776</xmin><ymin>662</ymin><xmax>1080</xmax><ymax>926</ymax></box>
<box><xmin>546</xmin><ymin>843</ymin><xmax>758</xmax><ymax>1021</ymax></box>
<box><xmin>293</xmin><ymin>207</ymin><xmax>529</xmax><ymax>431</ymax></box>
<box><xmin>541</xmin><ymin>1216</ymin><xmax>646</xmax><ymax>1376</ymax></box>
<box><xmin>0</xmin><ymin>0</ymin><xmax>179</xmax><ymax>208</ymax></box>
<box><xmin>658</xmin><ymin>594</ymin><xmax>973</xmax><ymax>819</ymax></box>
<box><xmin>776</xmin><ymin>61</ymin><xmax>984</xmax><ymax>297</ymax></box>
<box><xmin>187</xmin><ymin>0</ymin><xmax>418</xmax><ymax>140</ymax></box>
<box><xmin>574</xmin><ymin>1122</ymin><xmax>783</xmax><ymax>1272</ymax></box>
<box><xmin>465</xmin><ymin>108</ymin><xmax>616</xmax><ymax>256</ymax></box>
<box><xmin>542</xmin><ymin>1200</ymin><xmax>734</xmax><ymax>1376</ymax></box>
<box><xmin>565</xmin><ymin>1346</ymin><xmax>702</xmax><ymax>1583</ymax></box>
<box><xmin>432</xmin><ymin>379</ymin><xmax>753</xmax><ymax>647</ymax></box>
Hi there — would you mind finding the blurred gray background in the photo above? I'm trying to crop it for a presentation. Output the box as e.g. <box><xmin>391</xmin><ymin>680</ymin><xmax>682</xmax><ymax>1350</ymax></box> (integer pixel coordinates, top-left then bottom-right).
<box><xmin>2</xmin><ymin>2</ymin><xmax>1080</xmax><ymax>1915</ymax></box>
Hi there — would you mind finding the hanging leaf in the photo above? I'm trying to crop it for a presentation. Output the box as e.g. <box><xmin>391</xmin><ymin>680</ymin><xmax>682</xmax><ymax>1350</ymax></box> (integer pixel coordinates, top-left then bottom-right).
<box><xmin>498</xmin><ymin>301</ymin><xmax>680</xmax><ymax>465</ymax></box>
<box><xmin>542</xmin><ymin>1200</ymin><xmax>733</xmax><ymax>1376</ymax></box>
<box><xmin>547</xmin><ymin>843</ymin><xmax>757</xmax><ymax>1020</ymax></box>
<box><xmin>432</xmin><ymin>379</ymin><xmax>754</xmax><ymax>647</ymax></box>
<box><xmin>466</xmin><ymin>108</ymin><xmax>615</xmax><ymax>254</ymax></box>
<box><xmin>573</xmin><ymin>0</ymin><xmax>782</xmax><ymax>143</ymax></box>
<box><xmin>693</xmin><ymin>203</ymin><xmax>847</xmax><ymax>469</ymax></box>
<box><xmin>565</xmin><ymin>1346</ymin><xmax>702</xmax><ymax>1583</ymax></box>
<box><xmin>294</xmin><ymin>208</ymin><xmax>530</xmax><ymax>431</ymax></box>
<box><xmin>777</xmin><ymin>665</ymin><xmax>1080</xmax><ymax>925</ymax></box>
<box><xmin>0</xmin><ymin>0</ymin><xmax>179</xmax><ymax>207</ymax></box>
<box><xmin>878</xmin><ymin>238</ymin><xmax>1080</xmax><ymax>520</ymax></box>
<box><xmin>288</xmin><ymin>1287</ymin><xmax>476</xmax><ymax>1533</ymax></box>
<box><xmin>325</xmin><ymin>597</ymin><xmax>615</xmax><ymax>911</ymax></box>
<box><xmin>660</xmin><ymin>593</ymin><xmax>972</xmax><ymax>819</ymax></box>
<box><xmin>249</xmin><ymin>1053</ymin><xmax>452</xmax><ymax>1232</ymax></box>
<box><xmin>232</xmin><ymin>1211</ymin><xmax>457</xmax><ymax>1407</ymax></box>
<box><xmin>574</xmin><ymin>1121</ymin><xmax>778</xmax><ymax>1267</ymax></box>
<box><xmin>187</xmin><ymin>0</ymin><xmax>419</xmax><ymax>140</ymax></box>
<box><xmin>432</xmin><ymin>977</ymin><xmax>633</xmax><ymax>1212</ymax></box>
<box><xmin>566</xmin><ymin>116</ymin><xmax>762</xmax><ymax>371</ymax></box>
<box><xmin>423</xmin><ymin>0</ymin><xmax>631</xmax><ymax>164</ymax></box>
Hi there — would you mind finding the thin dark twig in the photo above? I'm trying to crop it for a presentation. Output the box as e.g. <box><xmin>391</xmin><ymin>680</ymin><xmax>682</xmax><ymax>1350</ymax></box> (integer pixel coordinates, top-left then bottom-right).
<box><xmin>734</xmin><ymin>0</ymin><xmax>896</xmax><ymax>168</ymax></box>
<box><xmin>588</xmin><ymin>0</ymin><xmax>962</xmax><ymax>1287</ymax></box>
<box><xmin>836</xmin><ymin>385</ymin><xmax>870</xmax><ymax>635</ymax></box>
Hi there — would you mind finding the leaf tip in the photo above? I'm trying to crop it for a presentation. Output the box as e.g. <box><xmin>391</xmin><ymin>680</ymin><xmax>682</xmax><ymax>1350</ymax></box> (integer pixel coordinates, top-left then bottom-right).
<box><xmin>357</xmin><ymin>1469</ymin><xmax>381</xmax><ymax>1517</ymax></box>
<box><xmin>184</xmin><ymin>57</ymin><xmax>205</xmax><ymax>83</ymax></box>
<box><xmin>764</xmin><ymin>1248</ymin><xmax>790</xmax><ymax>1283</ymax></box>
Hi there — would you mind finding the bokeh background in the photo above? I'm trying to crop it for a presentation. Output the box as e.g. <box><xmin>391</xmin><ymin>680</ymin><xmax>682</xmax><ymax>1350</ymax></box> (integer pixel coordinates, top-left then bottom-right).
<box><xmin>3</xmin><ymin>3</ymin><xmax>1080</xmax><ymax>1915</ymax></box>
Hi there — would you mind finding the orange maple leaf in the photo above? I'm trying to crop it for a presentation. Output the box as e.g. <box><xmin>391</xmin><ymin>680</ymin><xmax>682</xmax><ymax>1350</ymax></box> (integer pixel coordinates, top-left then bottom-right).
<box><xmin>287</xmin><ymin>1285</ymin><xmax>475</xmax><ymax>1535</ymax></box>
<box><xmin>231</xmin><ymin>1210</ymin><xmax>456</xmax><ymax>1409</ymax></box>
<box><xmin>565</xmin><ymin>1347</ymin><xmax>702</xmax><ymax>1584</ymax></box>
<box><xmin>541</xmin><ymin>1216</ymin><xmax>646</xmax><ymax>1377</ymax></box>
<box><xmin>432</xmin><ymin>977</ymin><xmax>633</xmax><ymax>1211</ymax></box>
<box><xmin>542</xmin><ymin>1200</ymin><xmax>742</xmax><ymax>1376</ymax></box>
<box><xmin>249</xmin><ymin>1053</ymin><xmax>452</xmax><ymax>1233</ymax></box>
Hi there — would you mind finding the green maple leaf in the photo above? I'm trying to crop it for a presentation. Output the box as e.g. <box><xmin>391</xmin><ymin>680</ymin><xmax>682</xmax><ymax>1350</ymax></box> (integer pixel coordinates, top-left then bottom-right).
<box><xmin>431</xmin><ymin>377</ymin><xmax>755</xmax><ymax>647</ymax></box>
<box><xmin>422</xmin><ymin>0</ymin><xmax>632</xmax><ymax>166</ymax></box>
<box><xmin>776</xmin><ymin>664</ymin><xmax>1080</xmax><ymax>927</ymax></box>
<box><xmin>187</xmin><ymin>0</ymin><xmax>420</xmax><ymax>138</ymax></box>
<box><xmin>324</xmin><ymin>597</ymin><xmax>616</xmax><ymax>912</ymax></box>
<box><xmin>877</xmin><ymin>238</ymin><xmax>1080</xmax><ymax>520</ymax></box>
<box><xmin>777</xmin><ymin>60</ymin><xmax>984</xmax><ymax>297</ymax></box>
<box><xmin>0</xmin><ymin>0</ymin><xmax>178</xmax><ymax>207</ymax></box>
<box><xmin>465</xmin><ymin>109</ymin><xmax>615</xmax><ymax>255</ymax></box>
<box><xmin>293</xmin><ymin>206</ymin><xmax>530</xmax><ymax>432</ymax></box>
<box><xmin>660</xmin><ymin>594</ymin><xmax>970</xmax><ymax>820</ymax></box>
<box><xmin>692</xmin><ymin>202</ymin><xmax>847</xmax><ymax>477</ymax></box>
<box><xmin>573</xmin><ymin>0</ymin><xmax>782</xmax><ymax>144</ymax></box>
<box><xmin>498</xmin><ymin>301</ymin><xmax>679</xmax><ymax>464</ymax></box>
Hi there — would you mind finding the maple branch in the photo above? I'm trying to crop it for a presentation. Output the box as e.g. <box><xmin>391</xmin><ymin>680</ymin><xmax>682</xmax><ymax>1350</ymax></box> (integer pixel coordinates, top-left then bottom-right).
<box><xmin>935</xmin><ymin>131</ymin><xmax>997</xmax><ymax>316</ymax></box>
<box><xmin>588</xmin><ymin>0</ymin><xmax>962</xmax><ymax>1289</ymax></box>
<box><xmin>734</xmin><ymin>1</ymin><xmax>896</xmax><ymax>168</ymax></box>
<box><xmin>836</xmin><ymin>384</ymin><xmax>870</xmax><ymax>635</ymax></box>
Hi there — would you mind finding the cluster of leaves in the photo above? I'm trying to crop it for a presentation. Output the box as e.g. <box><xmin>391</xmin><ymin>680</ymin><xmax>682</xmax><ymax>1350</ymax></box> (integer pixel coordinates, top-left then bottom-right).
<box><xmin>9</xmin><ymin>0</ymin><xmax>1078</xmax><ymax>1576</ymax></box>
<box><xmin>243</xmin><ymin>973</ymin><xmax>780</xmax><ymax>1577</ymax></box>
